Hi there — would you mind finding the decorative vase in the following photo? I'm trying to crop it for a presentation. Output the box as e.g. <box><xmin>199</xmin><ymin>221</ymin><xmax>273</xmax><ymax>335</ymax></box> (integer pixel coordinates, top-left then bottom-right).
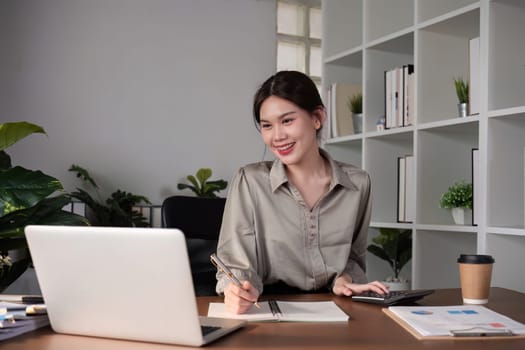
<box><xmin>383</xmin><ymin>279</ymin><xmax>410</xmax><ymax>291</ymax></box>
<box><xmin>451</xmin><ymin>207</ymin><xmax>472</xmax><ymax>225</ymax></box>
<box><xmin>458</xmin><ymin>103</ymin><xmax>468</xmax><ymax>118</ymax></box>
<box><xmin>352</xmin><ymin>113</ymin><xmax>363</xmax><ymax>134</ymax></box>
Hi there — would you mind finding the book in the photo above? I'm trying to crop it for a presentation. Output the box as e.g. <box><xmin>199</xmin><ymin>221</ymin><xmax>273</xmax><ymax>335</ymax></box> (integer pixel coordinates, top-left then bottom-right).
<box><xmin>384</xmin><ymin>305</ymin><xmax>525</xmax><ymax>339</ymax></box>
<box><xmin>0</xmin><ymin>302</ymin><xmax>49</xmax><ymax>341</ymax></box>
<box><xmin>397</xmin><ymin>156</ymin><xmax>406</xmax><ymax>222</ymax></box>
<box><xmin>207</xmin><ymin>300</ymin><xmax>349</xmax><ymax>322</ymax></box>
<box><xmin>469</xmin><ymin>37</ymin><xmax>481</xmax><ymax>115</ymax></box>
<box><xmin>403</xmin><ymin>64</ymin><xmax>414</xmax><ymax>126</ymax></box>
<box><xmin>472</xmin><ymin>148</ymin><xmax>480</xmax><ymax>226</ymax></box>
<box><xmin>404</xmin><ymin>155</ymin><xmax>415</xmax><ymax>223</ymax></box>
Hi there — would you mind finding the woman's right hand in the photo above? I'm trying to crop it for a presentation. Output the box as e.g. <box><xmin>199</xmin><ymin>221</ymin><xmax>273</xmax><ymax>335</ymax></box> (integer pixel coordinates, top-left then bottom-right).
<box><xmin>224</xmin><ymin>280</ymin><xmax>260</xmax><ymax>314</ymax></box>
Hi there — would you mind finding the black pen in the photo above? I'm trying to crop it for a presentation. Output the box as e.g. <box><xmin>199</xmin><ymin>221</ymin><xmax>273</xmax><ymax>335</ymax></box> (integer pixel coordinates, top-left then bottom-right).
<box><xmin>210</xmin><ymin>253</ymin><xmax>260</xmax><ymax>309</ymax></box>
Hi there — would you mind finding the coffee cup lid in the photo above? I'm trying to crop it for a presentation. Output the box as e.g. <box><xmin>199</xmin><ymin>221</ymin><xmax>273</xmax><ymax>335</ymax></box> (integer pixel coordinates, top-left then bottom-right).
<box><xmin>457</xmin><ymin>254</ymin><xmax>494</xmax><ymax>264</ymax></box>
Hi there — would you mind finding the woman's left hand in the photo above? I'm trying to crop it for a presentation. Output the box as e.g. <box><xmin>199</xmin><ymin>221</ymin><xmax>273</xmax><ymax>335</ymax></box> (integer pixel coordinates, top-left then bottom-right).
<box><xmin>332</xmin><ymin>274</ymin><xmax>390</xmax><ymax>296</ymax></box>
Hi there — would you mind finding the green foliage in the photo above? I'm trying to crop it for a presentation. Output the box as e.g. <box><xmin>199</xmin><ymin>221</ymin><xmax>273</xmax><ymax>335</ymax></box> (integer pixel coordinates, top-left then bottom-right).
<box><xmin>347</xmin><ymin>92</ymin><xmax>363</xmax><ymax>114</ymax></box>
<box><xmin>367</xmin><ymin>228</ymin><xmax>412</xmax><ymax>279</ymax></box>
<box><xmin>177</xmin><ymin>168</ymin><xmax>228</xmax><ymax>198</ymax></box>
<box><xmin>68</xmin><ymin>165</ymin><xmax>151</xmax><ymax>227</ymax></box>
<box><xmin>0</xmin><ymin>121</ymin><xmax>88</xmax><ymax>291</ymax></box>
<box><xmin>439</xmin><ymin>181</ymin><xmax>473</xmax><ymax>209</ymax></box>
<box><xmin>453</xmin><ymin>77</ymin><xmax>469</xmax><ymax>104</ymax></box>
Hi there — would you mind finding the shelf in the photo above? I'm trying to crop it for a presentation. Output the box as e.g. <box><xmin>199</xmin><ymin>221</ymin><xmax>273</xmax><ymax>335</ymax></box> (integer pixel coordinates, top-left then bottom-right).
<box><xmin>417</xmin><ymin>115</ymin><xmax>479</xmax><ymax>131</ymax></box>
<box><xmin>322</xmin><ymin>0</ymin><xmax>362</xmax><ymax>58</ymax></box>
<box><xmin>418</xmin><ymin>122</ymin><xmax>478</xmax><ymax>226</ymax></box>
<box><xmin>486</xmin><ymin>233</ymin><xmax>525</xmax><ymax>292</ymax></box>
<box><xmin>488</xmin><ymin>105</ymin><xmax>525</xmax><ymax>118</ymax></box>
<box><xmin>488</xmin><ymin>0</ymin><xmax>525</xmax><ymax>111</ymax></box>
<box><xmin>324</xmin><ymin>47</ymin><xmax>362</xmax><ymax>66</ymax></box>
<box><xmin>364</xmin><ymin>0</ymin><xmax>413</xmax><ymax>43</ymax></box>
<box><xmin>364</xmin><ymin>32</ymin><xmax>414</xmax><ymax>132</ymax></box>
<box><xmin>323</xmin><ymin>139</ymin><xmax>362</xmax><ymax>169</ymax></box>
<box><xmin>487</xmin><ymin>227</ymin><xmax>525</xmax><ymax>236</ymax></box>
<box><xmin>417</xmin><ymin>1</ymin><xmax>480</xmax><ymax>30</ymax></box>
<box><xmin>323</xmin><ymin>0</ymin><xmax>525</xmax><ymax>292</ymax></box>
<box><xmin>365</xmin><ymin>132</ymin><xmax>413</xmax><ymax>223</ymax></box>
<box><xmin>370</xmin><ymin>221</ymin><xmax>413</xmax><ymax>230</ymax></box>
<box><xmin>413</xmin><ymin>229</ymin><xmax>476</xmax><ymax>289</ymax></box>
<box><xmin>487</xmin><ymin>114</ymin><xmax>525</xmax><ymax>228</ymax></box>
<box><xmin>417</xmin><ymin>7</ymin><xmax>480</xmax><ymax>124</ymax></box>
<box><xmin>415</xmin><ymin>224</ymin><xmax>478</xmax><ymax>233</ymax></box>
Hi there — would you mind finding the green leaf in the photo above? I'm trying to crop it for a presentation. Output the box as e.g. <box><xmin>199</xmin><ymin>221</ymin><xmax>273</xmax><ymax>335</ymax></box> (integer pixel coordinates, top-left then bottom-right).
<box><xmin>177</xmin><ymin>183</ymin><xmax>199</xmax><ymax>196</ymax></box>
<box><xmin>0</xmin><ymin>166</ymin><xmax>63</xmax><ymax>216</ymax></box>
<box><xmin>0</xmin><ymin>122</ymin><xmax>46</xmax><ymax>152</ymax></box>
<box><xmin>0</xmin><ymin>151</ymin><xmax>11</xmax><ymax>170</ymax></box>
<box><xmin>196</xmin><ymin>168</ymin><xmax>212</xmax><ymax>187</ymax></box>
<box><xmin>68</xmin><ymin>164</ymin><xmax>98</xmax><ymax>188</ymax></box>
<box><xmin>0</xmin><ymin>195</ymin><xmax>89</xmax><ymax>238</ymax></box>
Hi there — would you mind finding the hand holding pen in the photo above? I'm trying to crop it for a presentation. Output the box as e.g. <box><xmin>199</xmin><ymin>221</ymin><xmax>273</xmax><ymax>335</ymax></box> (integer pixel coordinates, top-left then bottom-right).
<box><xmin>210</xmin><ymin>254</ymin><xmax>260</xmax><ymax>312</ymax></box>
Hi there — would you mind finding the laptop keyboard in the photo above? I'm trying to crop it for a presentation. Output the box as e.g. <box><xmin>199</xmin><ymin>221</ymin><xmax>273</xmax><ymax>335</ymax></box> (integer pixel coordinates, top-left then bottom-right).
<box><xmin>351</xmin><ymin>289</ymin><xmax>434</xmax><ymax>306</ymax></box>
<box><xmin>201</xmin><ymin>325</ymin><xmax>221</xmax><ymax>336</ymax></box>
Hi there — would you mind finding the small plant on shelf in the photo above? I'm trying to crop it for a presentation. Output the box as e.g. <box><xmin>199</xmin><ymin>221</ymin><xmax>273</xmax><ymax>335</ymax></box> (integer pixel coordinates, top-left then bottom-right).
<box><xmin>453</xmin><ymin>77</ymin><xmax>469</xmax><ymax>104</ymax></box>
<box><xmin>347</xmin><ymin>92</ymin><xmax>362</xmax><ymax>114</ymax></box>
<box><xmin>439</xmin><ymin>181</ymin><xmax>473</xmax><ymax>209</ymax></box>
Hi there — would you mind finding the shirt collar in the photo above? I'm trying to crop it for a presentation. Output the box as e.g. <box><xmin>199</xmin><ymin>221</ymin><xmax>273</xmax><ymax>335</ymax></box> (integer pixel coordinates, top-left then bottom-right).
<box><xmin>269</xmin><ymin>148</ymin><xmax>358</xmax><ymax>192</ymax></box>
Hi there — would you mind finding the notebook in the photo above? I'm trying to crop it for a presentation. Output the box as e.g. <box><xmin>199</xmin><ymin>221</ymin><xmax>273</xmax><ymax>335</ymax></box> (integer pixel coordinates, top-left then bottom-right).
<box><xmin>24</xmin><ymin>225</ymin><xmax>245</xmax><ymax>346</ymax></box>
<box><xmin>208</xmin><ymin>300</ymin><xmax>349</xmax><ymax>322</ymax></box>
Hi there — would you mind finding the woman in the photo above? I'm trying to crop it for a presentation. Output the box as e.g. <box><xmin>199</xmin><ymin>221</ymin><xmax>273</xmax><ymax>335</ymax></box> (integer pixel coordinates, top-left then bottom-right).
<box><xmin>216</xmin><ymin>71</ymin><xmax>388</xmax><ymax>314</ymax></box>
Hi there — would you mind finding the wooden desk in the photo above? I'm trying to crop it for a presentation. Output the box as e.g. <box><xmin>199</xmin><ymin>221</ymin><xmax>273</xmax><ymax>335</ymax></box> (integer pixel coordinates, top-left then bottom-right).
<box><xmin>2</xmin><ymin>287</ymin><xmax>524</xmax><ymax>349</ymax></box>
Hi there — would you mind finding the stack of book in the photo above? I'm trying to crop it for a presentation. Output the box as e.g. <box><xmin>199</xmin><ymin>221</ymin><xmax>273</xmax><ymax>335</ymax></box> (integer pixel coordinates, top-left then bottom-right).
<box><xmin>0</xmin><ymin>301</ymin><xmax>49</xmax><ymax>341</ymax></box>
<box><xmin>385</xmin><ymin>64</ymin><xmax>414</xmax><ymax>129</ymax></box>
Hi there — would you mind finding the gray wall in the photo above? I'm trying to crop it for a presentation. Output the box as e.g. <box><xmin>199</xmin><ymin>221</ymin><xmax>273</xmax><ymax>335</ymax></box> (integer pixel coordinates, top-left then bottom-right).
<box><xmin>0</xmin><ymin>0</ymin><xmax>276</xmax><ymax>204</ymax></box>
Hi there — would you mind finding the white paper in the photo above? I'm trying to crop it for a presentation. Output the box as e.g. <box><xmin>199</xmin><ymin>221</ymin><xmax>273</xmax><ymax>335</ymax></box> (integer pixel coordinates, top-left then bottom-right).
<box><xmin>208</xmin><ymin>301</ymin><xmax>348</xmax><ymax>322</ymax></box>
<box><xmin>389</xmin><ymin>305</ymin><xmax>525</xmax><ymax>336</ymax></box>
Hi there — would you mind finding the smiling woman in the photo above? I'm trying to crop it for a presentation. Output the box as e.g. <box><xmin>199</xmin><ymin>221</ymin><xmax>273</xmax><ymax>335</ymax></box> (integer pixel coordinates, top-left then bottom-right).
<box><xmin>215</xmin><ymin>71</ymin><xmax>388</xmax><ymax>315</ymax></box>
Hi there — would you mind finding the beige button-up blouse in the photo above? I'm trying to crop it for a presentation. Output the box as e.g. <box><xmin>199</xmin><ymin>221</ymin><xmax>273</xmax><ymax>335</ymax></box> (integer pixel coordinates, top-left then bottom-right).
<box><xmin>215</xmin><ymin>149</ymin><xmax>372</xmax><ymax>294</ymax></box>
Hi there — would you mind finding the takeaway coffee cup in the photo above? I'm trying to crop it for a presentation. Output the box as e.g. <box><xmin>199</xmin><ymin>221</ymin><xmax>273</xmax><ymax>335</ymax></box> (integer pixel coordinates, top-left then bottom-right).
<box><xmin>457</xmin><ymin>254</ymin><xmax>495</xmax><ymax>304</ymax></box>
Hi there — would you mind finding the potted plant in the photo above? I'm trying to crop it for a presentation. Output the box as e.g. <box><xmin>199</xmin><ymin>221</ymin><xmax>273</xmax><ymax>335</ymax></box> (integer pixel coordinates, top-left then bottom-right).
<box><xmin>0</xmin><ymin>122</ymin><xmax>89</xmax><ymax>292</ymax></box>
<box><xmin>68</xmin><ymin>165</ymin><xmax>151</xmax><ymax>227</ymax></box>
<box><xmin>347</xmin><ymin>92</ymin><xmax>363</xmax><ymax>134</ymax></box>
<box><xmin>439</xmin><ymin>180</ymin><xmax>473</xmax><ymax>225</ymax></box>
<box><xmin>453</xmin><ymin>77</ymin><xmax>469</xmax><ymax>117</ymax></box>
<box><xmin>177</xmin><ymin>168</ymin><xmax>228</xmax><ymax>198</ymax></box>
<box><xmin>367</xmin><ymin>227</ymin><xmax>412</xmax><ymax>291</ymax></box>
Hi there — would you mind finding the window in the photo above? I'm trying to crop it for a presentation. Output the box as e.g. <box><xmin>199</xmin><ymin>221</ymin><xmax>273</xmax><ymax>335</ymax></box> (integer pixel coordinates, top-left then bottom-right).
<box><xmin>277</xmin><ymin>1</ymin><xmax>322</xmax><ymax>88</ymax></box>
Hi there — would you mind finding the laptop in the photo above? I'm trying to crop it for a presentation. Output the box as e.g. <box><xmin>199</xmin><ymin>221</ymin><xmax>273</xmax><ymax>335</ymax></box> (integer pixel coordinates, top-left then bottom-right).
<box><xmin>25</xmin><ymin>225</ymin><xmax>245</xmax><ymax>346</ymax></box>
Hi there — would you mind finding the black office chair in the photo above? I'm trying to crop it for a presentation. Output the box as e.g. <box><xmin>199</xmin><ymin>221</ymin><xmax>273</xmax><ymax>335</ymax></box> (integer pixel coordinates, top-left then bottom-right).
<box><xmin>161</xmin><ymin>195</ymin><xmax>226</xmax><ymax>296</ymax></box>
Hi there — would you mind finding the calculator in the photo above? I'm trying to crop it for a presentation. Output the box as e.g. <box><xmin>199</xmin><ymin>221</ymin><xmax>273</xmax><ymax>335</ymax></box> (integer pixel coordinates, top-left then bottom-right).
<box><xmin>351</xmin><ymin>289</ymin><xmax>434</xmax><ymax>306</ymax></box>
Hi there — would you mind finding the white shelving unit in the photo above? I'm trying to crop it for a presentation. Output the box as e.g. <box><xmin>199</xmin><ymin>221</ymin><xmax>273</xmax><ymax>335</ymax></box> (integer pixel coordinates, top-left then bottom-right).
<box><xmin>322</xmin><ymin>0</ymin><xmax>525</xmax><ymax>292</ymax></box>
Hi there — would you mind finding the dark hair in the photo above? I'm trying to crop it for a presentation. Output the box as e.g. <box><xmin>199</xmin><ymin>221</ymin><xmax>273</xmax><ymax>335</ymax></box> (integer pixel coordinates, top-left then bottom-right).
<box><xmin>253</xmin><ymin>71</ymin><xmax>324</xmax><ymax>128</ymax></box>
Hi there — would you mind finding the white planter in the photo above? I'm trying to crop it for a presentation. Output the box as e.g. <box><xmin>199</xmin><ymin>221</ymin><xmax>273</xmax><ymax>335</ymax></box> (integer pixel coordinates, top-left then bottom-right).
<box><xmin>383</xmin><ymin>279</ymin><xmax>410</xmax><ymax>291</ymax></box>
<box><xmin>451</xmin><ymin>207</ymin><xmax>472</xmax><ymax>225</ymax></box>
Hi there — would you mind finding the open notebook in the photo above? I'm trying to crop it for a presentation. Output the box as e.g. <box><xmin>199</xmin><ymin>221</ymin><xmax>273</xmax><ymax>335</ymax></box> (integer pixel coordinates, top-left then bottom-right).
<box><xmin>208</xmin><ymin>300</ymin><xmax>349</xmax><ymax>322</ymax></box>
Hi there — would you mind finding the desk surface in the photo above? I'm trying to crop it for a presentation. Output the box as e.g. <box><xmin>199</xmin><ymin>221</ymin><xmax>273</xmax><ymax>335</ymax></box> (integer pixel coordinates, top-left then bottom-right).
<box><xmin>3</xmin><ymin>287</ymin><xmax>525</xmax><ymax>349</ymax></box>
